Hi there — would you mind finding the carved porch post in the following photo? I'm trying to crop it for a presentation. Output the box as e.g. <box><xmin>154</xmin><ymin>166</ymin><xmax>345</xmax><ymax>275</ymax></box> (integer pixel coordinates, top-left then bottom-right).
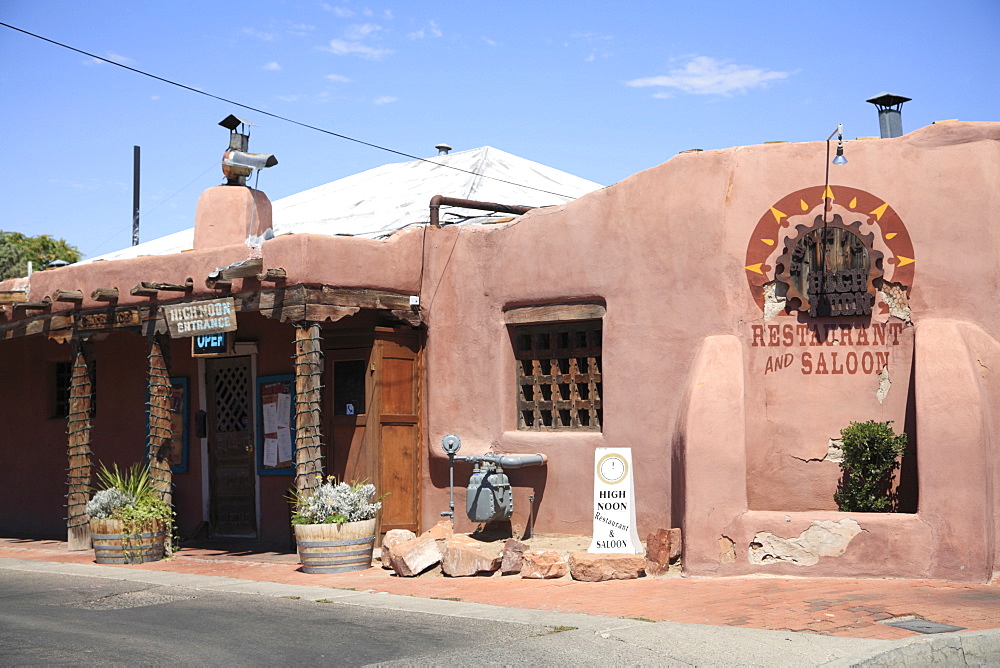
<box><xmin>146</xmin><ymin>336</ymin><xmax>174</xmax><ymax>545</ymax></box>
<box><xmin>293</xmin><ymin>323</ymin><xmax>324</xmax><ymax>492</ymax></box>
<box><xmin>66</xmin><ymin>346</ymin><xmax>93</xmax><ymax>551</ymax></box>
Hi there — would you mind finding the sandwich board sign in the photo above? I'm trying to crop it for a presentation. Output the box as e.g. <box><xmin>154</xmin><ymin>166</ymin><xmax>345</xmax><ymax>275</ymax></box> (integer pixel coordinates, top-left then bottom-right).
<box><xmin>588</xmin><ymin>447</ymin><xmax>641</xmax><ymax>554</ymax></box>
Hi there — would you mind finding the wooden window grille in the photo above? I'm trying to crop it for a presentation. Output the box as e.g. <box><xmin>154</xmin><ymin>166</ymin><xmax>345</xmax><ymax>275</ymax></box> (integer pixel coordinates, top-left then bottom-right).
<box><xmin>514</xmin><ymin>320</ymin><xmax>602</xmax><ymax>431</ymax></box>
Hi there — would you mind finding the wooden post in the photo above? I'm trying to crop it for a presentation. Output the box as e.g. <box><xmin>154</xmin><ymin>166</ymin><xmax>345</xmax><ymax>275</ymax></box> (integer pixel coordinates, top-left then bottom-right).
<box><xmin>294</xmin><ymin>323</ymin><xmax>324</xmax><ymax>491</ymax></box>
<box><xmin>147</xmin><ymin>336</ymin><xmax>174</xmax><ymax>547</ymax></box>
<box><xmin>67</xmin><ymin>347</ymin><xmax>93</xmax><ymax>551</ymax></box>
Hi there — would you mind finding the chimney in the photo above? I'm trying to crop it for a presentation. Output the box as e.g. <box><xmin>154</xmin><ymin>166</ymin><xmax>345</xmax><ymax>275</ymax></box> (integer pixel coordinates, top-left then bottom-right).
<box><xmin>193</xmin><ymin>115</ymin><xmax>277</xmax><ymax>250</ymax></box>
<box><xmin>866</xmin><ymin>93</ymin><xmax>911</xmax><ymax>139</ymax></box>
<box><xmin>435</xmin><ymin>143</ymin><xmax>452</xmax><ymax>156</ymax></box>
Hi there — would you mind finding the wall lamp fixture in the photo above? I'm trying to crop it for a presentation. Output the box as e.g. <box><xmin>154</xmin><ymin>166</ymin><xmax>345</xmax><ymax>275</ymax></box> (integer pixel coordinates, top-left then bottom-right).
<box><xmin>828</xmin><ymin>124</ymin><xmax>847</xmax><ymax>165</ymax></box>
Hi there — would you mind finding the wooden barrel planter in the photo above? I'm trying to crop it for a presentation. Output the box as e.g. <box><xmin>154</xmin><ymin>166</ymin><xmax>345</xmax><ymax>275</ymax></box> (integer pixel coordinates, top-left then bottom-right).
<box><xmin>90</xmin><ymin>518</ymin><xmax>166</xmax><ymax>565</ymax></box>
<box><xmin>294</xmin><ymin>519</ymin><xmax>376</xmax><ymax>574</ymax></box>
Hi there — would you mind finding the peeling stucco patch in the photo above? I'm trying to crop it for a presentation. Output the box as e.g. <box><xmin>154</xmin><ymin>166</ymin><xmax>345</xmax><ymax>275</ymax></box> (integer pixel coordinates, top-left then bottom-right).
<box><xmin>748</xmin><ymin>519</ymin><xmax>862</xmax><ymax>566</ymax></box>
<box><xmin>762</xmin><ymin>280</ymin><xmax>787</xmax><ymax>322</ymax></box>
<box><xmin>878</xmin><ymin>281</ymin><xmax>912</xmax><ymax>324</ymax></box>
<box><xmin>826</xmin><ymin>439</ymin><xmax>844</xmax><ymax>463</ymax></box>
<box><xmin>876</xmin><ymin>366</ymin><xmax>891</xmax><ymax>404</ymax></box>
<box><xmin>719</xmin><ymin>536</ymin><xmax>736</xmax><ymax>564</ymax></box>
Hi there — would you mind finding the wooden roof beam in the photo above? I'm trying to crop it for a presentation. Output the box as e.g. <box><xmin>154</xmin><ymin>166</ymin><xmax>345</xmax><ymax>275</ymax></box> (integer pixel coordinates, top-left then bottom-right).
<box><xmin>0</xmin><ymin>291</ymin><xmax>28</xmax><ymax>305</ymax></box>
<box><xmin>53</xmin><ymin>290</ymin><xmax>84</xmax><ymax>303</ymax></box>
<box><xmin>91</xmin><ymin>287</ymin><xmax>119</xmax><ymax>302</ymax></box>
<box><xmin>14</xmin><ymin>296</ymin><xmax>52</xmax><ymax>311</ymax></box>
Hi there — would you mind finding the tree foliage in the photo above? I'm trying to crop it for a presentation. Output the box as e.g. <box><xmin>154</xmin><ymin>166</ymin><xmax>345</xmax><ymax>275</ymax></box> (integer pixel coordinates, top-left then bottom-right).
<box><xmin>834</xmin><ymin>420</ymin><xmax>909</xmax><ymax>512</ymax></box>
<box><xmin>0</xmin><ymin>231</ymin><xmax>82</xmax><ymax>281</ymax></box>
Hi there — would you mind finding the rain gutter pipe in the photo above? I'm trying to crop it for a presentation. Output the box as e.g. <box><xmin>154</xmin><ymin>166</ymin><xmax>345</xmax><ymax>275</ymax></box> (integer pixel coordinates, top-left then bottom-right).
<box><xmin>428</xmin><ymin>195</ymin><xmax>535</xmax><ymax>227</ymax></box>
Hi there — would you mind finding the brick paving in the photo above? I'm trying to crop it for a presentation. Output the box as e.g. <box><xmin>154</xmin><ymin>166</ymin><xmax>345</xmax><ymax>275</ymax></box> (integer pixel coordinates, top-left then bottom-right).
<box><xmin>2</xmin><ymin>537</ymin><xmax>999</xmax><ymax>641</ymax></box>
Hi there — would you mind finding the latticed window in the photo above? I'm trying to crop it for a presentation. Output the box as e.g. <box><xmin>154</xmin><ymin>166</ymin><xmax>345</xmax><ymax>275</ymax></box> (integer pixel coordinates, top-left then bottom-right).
<box><xmin>514</xmin><ymin>320</ymin><xmax>603</xmax><ymax>431</ymax></box>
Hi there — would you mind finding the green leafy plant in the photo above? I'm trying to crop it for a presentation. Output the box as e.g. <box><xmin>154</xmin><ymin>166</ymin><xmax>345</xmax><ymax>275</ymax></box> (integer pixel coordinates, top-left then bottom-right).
<box><xmin>88</xmin><ymin>462</ymin><xmax>174</xmax><ymax>557</ymax></box>
<box><xmin>834</xmin><ymin>420</ymin><xmax>909</xmax><ymax>512</ymax></box>
<box><xmin>290</xmin><ymin>477</ymin><xmax>383</xmax><ymax>525</ymax></box>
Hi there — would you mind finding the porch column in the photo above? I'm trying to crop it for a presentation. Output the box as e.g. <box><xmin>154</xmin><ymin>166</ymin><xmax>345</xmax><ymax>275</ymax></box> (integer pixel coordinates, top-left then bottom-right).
<box><xmin>146</xmin><ymin>336</ymin><xmax>174</xmax><ymax>513</ymax></box>
<box><xmin>66</xmin><ymin>345</ymin><xmax>93</xmax><ymax>551</ymax></box>
<box><xmin>293</xmin><ymin>323</ymin><xmax>324</xmax><ymax>491</ymax></box>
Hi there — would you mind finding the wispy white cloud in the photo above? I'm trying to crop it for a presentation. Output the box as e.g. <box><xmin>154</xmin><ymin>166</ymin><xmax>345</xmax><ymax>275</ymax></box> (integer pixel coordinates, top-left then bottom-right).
<box><xmin>345</xmin><ymin>23</ymin><xmax>382</xmax><ymax>39</ymax></box>
<box><xmin>482</xmin><ymin>37</ymin><xmax>498</xmax><ymax>47</ymax></box>
<box><xmin>409</xmin><ymin>20</ymin><xmax>442</xmax><ymax>40</ymax></box>
<box><xmin>626</xmin><ymin>56</ymin><xmax>789</xmax><ymax>96</ymax></box>
<box><xmin>263</xmin><ymin>61</ymin><xmax>282</xmax><ymax>71</ymax></box>
<box><xmin>322</xmin><ymin>4</ymin><xmax>355</xmax><ymax>17</ymax></box>
<box><xmin>241</xmin><ymin>27</ymin><xmax>275</xmax><ymax>41</ymax></box>
<box><xmin>373</xmin><ymin>96</ymin><xmax>397</xmax><ymax>105</ymax></box>
<box><xmin>322</xmin><ymin>38</ymin><xmax>393</xmax><ymax>58</ymax></box>
<box><xmin>84</xmin><ymin>52</ymin><xmax>135</xmax><ymax>66</ymax></box>
<box><xmin>325</xmin><ymin>73</ymin><xmax>351</xmax><ymax>83</ymax></box>
<box><xmin>150</xmin><ymin>95</ymin><xmax>161</xmax><ymax>101</ymax></box>
<box><xmin>287</xmin><ymin>22</ymin><xmax>315</xmax><ymax>32</ymax></box>
<box><xmin>383</xmin><ymin>9</ymin><xmax>393</xmax><ymax>20</ymax></box>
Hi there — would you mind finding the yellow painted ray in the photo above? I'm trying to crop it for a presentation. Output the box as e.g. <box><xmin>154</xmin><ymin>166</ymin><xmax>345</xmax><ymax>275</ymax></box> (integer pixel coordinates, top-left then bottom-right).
<box><xmin>885</xmin><ymin>232</ymin><xmax>897</xmax><ymax>240</ymax></box>
<box><xmin>769</xmin><ymin>207</ymin><xmax>787</xmax><ymax>224</ymax></box>
<box><xmin>870</xmin><ymin>202</ymin><xmax>890</xmax><ymax>220</ymax></box>
<box><xmin>823</xmin><ymin>185</ymin><xmax>836</xmax><ymax>200</ymax></box>
<box><xmin>849</xmin><ymin>197</ymin><xmax>857</xmax><ymax>208</ymax></box>
<box><xmin>745</xmin><ymin>263</ymin><xmax>765</xmax><ymax>274</ymax></box>
<box><xmin>799</xmin><ymin>199</ymin><xmax>809</xmax><ymax>211</ymax></box>
<box><xmin>896</xmin><ymin>256</ymin><xmax>915</xmax><ymax>267</ymax></box>
<box><xmin>761</xmin><ymin>238</ymin><xmax>775</xmax><ymax>246</ymax></box>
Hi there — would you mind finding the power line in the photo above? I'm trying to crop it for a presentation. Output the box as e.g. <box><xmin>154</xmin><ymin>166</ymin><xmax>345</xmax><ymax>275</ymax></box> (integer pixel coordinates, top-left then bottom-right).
<box><xmin>0</xmin><ymin>21</ymin><xmax>577</xmax><ymax>200</ymax></box>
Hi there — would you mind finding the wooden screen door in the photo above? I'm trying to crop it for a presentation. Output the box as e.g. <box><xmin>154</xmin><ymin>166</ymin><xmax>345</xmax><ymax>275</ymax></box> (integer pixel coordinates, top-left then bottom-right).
<box><xmin>206</xmin><ymin>356</ymin><xmax>257</xmax><ymax>537</ymax></box>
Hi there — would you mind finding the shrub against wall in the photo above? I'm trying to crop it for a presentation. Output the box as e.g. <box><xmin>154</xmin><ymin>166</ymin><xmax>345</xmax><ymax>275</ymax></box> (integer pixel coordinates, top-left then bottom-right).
<box><xmin>834</xmin><ymin>420</ymin><xmax>908</xmax><ymax>512</ymax></box>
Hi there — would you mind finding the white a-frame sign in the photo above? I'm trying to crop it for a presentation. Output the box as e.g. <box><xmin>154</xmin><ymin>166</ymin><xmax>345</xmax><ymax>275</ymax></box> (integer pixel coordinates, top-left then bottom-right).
<box><xmin>588</xmin><ymin>447</ymin><xmax>642</xmax><ymax>554</ymax></box>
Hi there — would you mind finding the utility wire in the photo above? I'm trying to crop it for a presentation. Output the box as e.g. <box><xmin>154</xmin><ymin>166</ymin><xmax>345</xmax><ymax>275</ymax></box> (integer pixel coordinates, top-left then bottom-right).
<box><xmin>1</xmin><ymin>21</ymin><xmax>577</xmax><ymax>200</ymax></box>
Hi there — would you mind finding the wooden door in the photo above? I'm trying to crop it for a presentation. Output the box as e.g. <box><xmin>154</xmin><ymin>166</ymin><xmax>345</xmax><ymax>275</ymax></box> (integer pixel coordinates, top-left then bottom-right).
<box><xmin>374</xmin><ymin>329</ymin><xmax>420</xmax><ymax>534</ymax></box>
<box><xmin>322</xmin><ymin>328</ymin><xmax>421</xmax><ymax>537</ymax></box>
<box><xmin>206</xmin><ymin>356</ymin><xmax>257</xmax><ymax>537</ymax></box>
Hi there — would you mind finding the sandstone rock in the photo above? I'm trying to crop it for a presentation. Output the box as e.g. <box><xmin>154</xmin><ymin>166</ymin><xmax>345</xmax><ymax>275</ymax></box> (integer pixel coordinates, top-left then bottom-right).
<box><xmin>390</xmin><ymin>535</ymin><xmax>440</xmax><ymax>577</ymax></box>
<box><xmin>500</xmin><ymin>538</ymin><xmax>528</xmax><ymax>575</ymax></box>
<box><xmin>568</xmin><ymin>552</ymin><xmax>645</xmax><ymax>582</ymax></box>
<box><xmin>644</xmin><ymin>528</ymin><xmax>682</xmax><ymax>576</ymax></box>
<box><xmin>420</xmin><ymin>520</ymin><xmax>454</xmax><ymax>542</ymax></box>
<box><xmin>380</xmin><ymin>529</ymin><xmax>416</xmax><ymax>569</ymax></box>
<box><xmin>441</xmin><ymin>536</ymin><xmax>501</xmax><ymax>577</ymax></box>
<box><xmin>520</xmin><ymin>551</ymin><xmax>568</xmax><ymax>579</ymax></box>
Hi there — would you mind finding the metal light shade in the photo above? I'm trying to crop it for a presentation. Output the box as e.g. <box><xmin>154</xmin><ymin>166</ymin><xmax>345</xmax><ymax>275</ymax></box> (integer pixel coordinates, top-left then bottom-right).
<box><xmin>832</xmin><ymin>142</ymin><xmax>847</xmax><ymax>165</ymax></box>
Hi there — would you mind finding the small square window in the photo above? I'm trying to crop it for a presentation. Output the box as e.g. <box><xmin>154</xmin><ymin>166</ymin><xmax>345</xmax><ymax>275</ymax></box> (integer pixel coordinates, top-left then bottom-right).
<box><xmin>53</xmin><ymin>359</ymin><xmax>97</xmax><ymax>419</ymax></box>
<box><xmin>513</xmin><ymin>320</ymin><xmax>602</xmax><ymax>431</ymax></box>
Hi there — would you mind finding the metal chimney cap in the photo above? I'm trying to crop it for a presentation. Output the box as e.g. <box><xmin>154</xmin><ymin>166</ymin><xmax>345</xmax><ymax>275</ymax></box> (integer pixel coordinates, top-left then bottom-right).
<box><xmin>866</xmin><ymin>92</ymin><xmax>911</xmax><ymax>108</ymax></box>
<box><xmin>219</xmin><ymin>114</ymin><xmax>257</xmax><ymax>130</ymax></box>
<box><xmin>435</xmin><ymin>143</ymin><xmax>452</xmax><ymax>155</ymax></box>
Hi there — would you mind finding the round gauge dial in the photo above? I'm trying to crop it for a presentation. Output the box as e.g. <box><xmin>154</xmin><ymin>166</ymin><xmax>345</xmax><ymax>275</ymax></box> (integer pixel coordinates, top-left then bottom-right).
<box><xmin>597</xmin><ymin>453</ymin><xmax>628</xmax><ymax>485</ymax></box>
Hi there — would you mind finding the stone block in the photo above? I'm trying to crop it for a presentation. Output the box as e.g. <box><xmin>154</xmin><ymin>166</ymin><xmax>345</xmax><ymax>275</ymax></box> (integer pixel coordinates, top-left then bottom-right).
<box><xmin>380</xmin><ymin>529</ymin><xmax>416</xmax><ymax>569</ymax></box>
<box><xmin>500</xmin><ymin>538</ymin><xmax>528</xmax><ymax>575</ymax></box>
<box><xmin>441</xmin><ymin>536</ymin><xmax>501</xmax><ymax>577</ymax></box>
<box><xmin>420</xmin><ymin>520</ymin><xmax>454</xmax><ymax>542</ymax></box>
<box><xmin>569</xmin><ymin>552</ymin><xmax>645</xmax><ymax>582</ymax></box>
<box><xmin>520</xmin><ymin>551</ymin><xmax>568</xmax><ymax>579</ymax></box>
<box><xmin>644</xmin><ymin>528</ymin><xmax>682</xmax><ymax>576</ymax></box>
<box><xmin>390</xmin><ymin>535</ymin><xmax>440</xmax><ymax>577</ymax></box>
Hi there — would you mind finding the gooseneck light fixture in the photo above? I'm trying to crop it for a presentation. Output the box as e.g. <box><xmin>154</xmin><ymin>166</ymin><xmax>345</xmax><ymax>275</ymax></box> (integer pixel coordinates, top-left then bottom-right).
<box><xmin>828</xmin><ymin>123</ymin><xmax>847</xmax><ymax>165</ymax></box>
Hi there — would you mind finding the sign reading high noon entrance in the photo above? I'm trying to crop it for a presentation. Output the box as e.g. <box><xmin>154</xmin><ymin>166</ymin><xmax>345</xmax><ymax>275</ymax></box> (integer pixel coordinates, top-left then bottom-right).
<box><xmin>589</xmin><ymin>447</ymin><xmax>642</xmax><ymax>554</ymax></box>
<box><xmin>162</xmin><ymin>298</ymin><xmax>237</xmax><ymax>338</ymax></box>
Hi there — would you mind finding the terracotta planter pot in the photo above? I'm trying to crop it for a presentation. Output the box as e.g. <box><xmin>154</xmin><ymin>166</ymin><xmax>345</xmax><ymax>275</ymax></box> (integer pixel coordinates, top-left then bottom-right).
<box><xmin>90</xmin><ymin>517</ymin><xmax>165</xmax><ymax>564</ymax></box>
<box><xmin>294</xmin><ymin>519</ymin><xmax>377</xmax><ymax>574</ymax></box>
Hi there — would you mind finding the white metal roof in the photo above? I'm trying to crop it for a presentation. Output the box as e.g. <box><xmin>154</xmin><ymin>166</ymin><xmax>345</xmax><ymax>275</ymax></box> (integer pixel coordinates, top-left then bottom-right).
<box><xmin>83</xmin><ymin>146</ymin><xmax>603</xmax><ymax>263</ymax></box>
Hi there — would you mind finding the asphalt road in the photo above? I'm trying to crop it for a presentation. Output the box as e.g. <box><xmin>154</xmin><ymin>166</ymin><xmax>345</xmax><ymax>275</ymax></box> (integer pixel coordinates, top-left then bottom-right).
<box><xmin>2</xmin><ymin>563</ymin><xmax>995</xmax><ymax>666</ymax></box>
<box><xmin>0</xmin><ymin>569</ymin><xmax>563</xmax><ymax>665</ymax></box>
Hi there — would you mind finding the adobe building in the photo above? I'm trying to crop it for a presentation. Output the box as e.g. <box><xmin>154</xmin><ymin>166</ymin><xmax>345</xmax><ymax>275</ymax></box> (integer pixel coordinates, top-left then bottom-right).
<box><xmin>1</xmin><ymin>118</ymin><xmax>998</xmax><ymax>583</ymax></box>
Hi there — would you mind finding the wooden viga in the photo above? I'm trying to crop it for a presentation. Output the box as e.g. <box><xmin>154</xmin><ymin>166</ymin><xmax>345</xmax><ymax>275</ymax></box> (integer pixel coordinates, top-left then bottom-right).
<box><xmin>67</xmin><ymin>349</ymin><xmax>93</xmax><ymax>551</ymax></box>
<box><xmin>294</xmin><ymin>323</ymin><xmax>324</xmax><ymax>492</ymax></box>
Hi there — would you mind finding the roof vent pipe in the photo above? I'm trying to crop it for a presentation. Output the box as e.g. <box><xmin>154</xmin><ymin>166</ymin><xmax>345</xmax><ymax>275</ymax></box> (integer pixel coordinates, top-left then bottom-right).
<box><xmin>866</xmin><ymin>92</ymin><xmax>911</xmax><ymax>138</ymax></box>
<box><xmin>435</xmin><ymin>143</ymin><xmax>452</xmax><ymax>156</ymax></box>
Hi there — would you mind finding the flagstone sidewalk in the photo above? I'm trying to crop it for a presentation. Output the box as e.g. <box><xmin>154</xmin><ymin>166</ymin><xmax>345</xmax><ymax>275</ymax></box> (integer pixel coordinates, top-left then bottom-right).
<box><xmin>2</xmin><ymin>537</ymin><xmax>998</xmax><ymax>642</ymax></box>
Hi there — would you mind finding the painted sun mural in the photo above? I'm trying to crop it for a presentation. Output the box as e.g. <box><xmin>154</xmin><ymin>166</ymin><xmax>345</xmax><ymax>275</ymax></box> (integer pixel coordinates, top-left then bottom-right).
<box><xmin>745</xmin><ymin>186</ymin><xmax>915</xmax><ymax>317</ymax></box>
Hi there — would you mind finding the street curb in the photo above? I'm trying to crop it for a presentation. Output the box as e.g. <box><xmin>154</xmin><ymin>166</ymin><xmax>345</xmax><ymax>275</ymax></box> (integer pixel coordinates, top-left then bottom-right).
<box><xmin>824</xmin><ymin>628</ymin><xmax>1000</xmax><ymax>666</ymax></box>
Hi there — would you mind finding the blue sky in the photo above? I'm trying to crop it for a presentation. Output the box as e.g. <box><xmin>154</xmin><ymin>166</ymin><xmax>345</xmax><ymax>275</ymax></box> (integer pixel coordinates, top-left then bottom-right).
<box><xmin>2</xmin><ymin>1</ymin><xmax>998</xmax><ymax>261</ymax></box>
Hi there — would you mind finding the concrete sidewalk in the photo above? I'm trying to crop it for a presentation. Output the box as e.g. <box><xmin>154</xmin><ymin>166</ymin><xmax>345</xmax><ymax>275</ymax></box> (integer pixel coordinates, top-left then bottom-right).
<box><xmin>3</xmin><ymin>537</ymin><xmax>999</xmax><ymax>665</ymax></box>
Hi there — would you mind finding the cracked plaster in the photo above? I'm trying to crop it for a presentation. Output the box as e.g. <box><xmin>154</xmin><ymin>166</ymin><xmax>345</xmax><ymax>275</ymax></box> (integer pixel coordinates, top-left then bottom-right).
<box><xmin>748</xmin><ymin>519</ymin><xmax>862</xmax><ymax>566</ymax></box>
